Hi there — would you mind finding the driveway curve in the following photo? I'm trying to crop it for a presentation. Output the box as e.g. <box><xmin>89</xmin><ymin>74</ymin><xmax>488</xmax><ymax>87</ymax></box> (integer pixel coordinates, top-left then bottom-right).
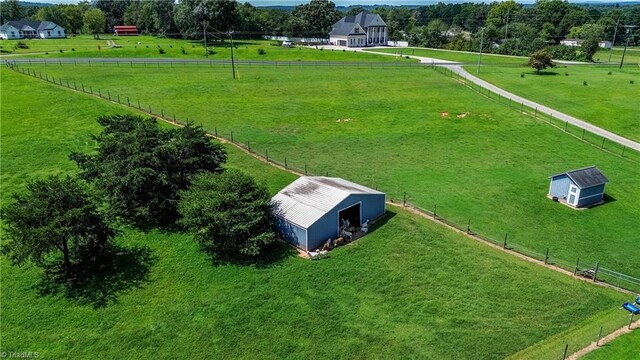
<box><xmin>361</xmin><ymin>48</ymin><xmax>640</xmax><ymax>152</ymax></box>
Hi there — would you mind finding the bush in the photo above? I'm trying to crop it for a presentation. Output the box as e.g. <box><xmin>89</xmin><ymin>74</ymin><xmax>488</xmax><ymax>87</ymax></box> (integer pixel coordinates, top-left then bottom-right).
<box><xmin>521</xmin><ymin>72</ymin><xmax>525</xmax><ymax>78</ymax></box>
<box><xmin>181</xmin><ymin>47</ymin><xmax>187</xmax><ymax>55</ymax></box>
<box><xmin>45</xmin><ymin>52</ymin><xmax>49</xmax><ymax>55</ymax></box>
<box><xmin>608</xmin><ymin>71</ymin><xmax>612</xmax><ymax>75</ymax></box>
<box><xmin>146</xmin><ymin>45</ymin><xmax>149</xmax><ymax>48</ymax></box>
<box><xmin>207</xmin><ymin>49</ymin><xmax>216</xmax><ymax>55</ymax></box>
<box><xmin>257</xmin><ymin>48</ymin><xmax>266</xmax><ymax>55</ymax></box>
<box><xmin>583</xmin><ymin>81</ymin><xmax>588</xmax><ymax>86</ymax></box>
<box><xmin>565</xmin><ymin>72</ymin><xmax>569</xmax><ymax>76</ymax></box>
<box><xmin>545</xmin><ymin>45</ymin><xmax>584</xmax><ymax>62</ymax></box>
<box><xmin>192</xmin><ymin>45</ymin><xmax>195</xmax><ymax>48</ymax></box>
<box><xmin>71</xmin><ymin>48</ymin><xmax>75</xmax><ymax>51</ymax></box>
<box><xmin>631</xmin><ymin>80</ymin><xmax>635</xmax><ymax>85</ymax></box>
<box><xmin>158</xmin><ymin>47</ymin><xmax>166</xmax><ymax>54</ymax></box>
<box><xmin>14</xmin><ymin>41</ymin><xmax>28</xmax><ymax>49</ymax></box>
<box><xmin>169</xmin><ymin>45</ymin><xmax>172</xmax><ymax>48</ymax></box>
<box><xmin>59</xmin><ymin>49</ymin><xmax>63</xmax><ymax>53</ymax></box>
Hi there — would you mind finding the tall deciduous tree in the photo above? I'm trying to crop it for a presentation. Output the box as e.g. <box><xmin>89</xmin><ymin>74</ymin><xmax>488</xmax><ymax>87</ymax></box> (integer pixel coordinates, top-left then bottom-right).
<box><xmin>0</xmin><ymin>0</ymin><xmax>22</xmax><ymax>23</ymax></box>
<box><xmin>83</xmin><ymin>8</ymin><xmax>106</xmax><ymax>38</ymax></box>
<box><xmin>289</xmin><ymin>0</ymin><xmax>340</xmax><ymax>37</ymax></box>
<box><xmin>71</xmin><ymin>115</ymin><xmax>226</xmax><ymax>228</ymax></box>
<box><xmin>174</xmin><ymin>0</ymin><xmax>238</xmax><ymax>39</ymax></box>
<box><xmin>528</xmin><ymin>49</ymin><xmax>556</xmax><ymax>74</ymax></box>
<box><xmin>179</xmin><ymin>170</ymin><xmax>276</xmax><ymax>260</ymax></box>
<box><xmin>2</xmin><ymin>176</ymin><xmax>116</xmax><ymax>280</ymax></box>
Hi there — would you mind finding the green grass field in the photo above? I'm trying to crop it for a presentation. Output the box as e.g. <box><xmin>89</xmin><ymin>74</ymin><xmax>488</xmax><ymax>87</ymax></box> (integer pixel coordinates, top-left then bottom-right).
<box><xmin>461</xmin><ymin>64</ymin><xmax>640</xmax><ymax>142</ymax></box>
<box><xmin>0</xmin><ymin>35</ymin><xmax>413</xmax><ymax>63</ymax></box>
<box><xmin>373</xmin><ymin>46</ymin><xmax>640</xmax><ymax>67</ymax></box>
<box><xmin>371</xmin><ymin>47</ymin><xmax>528</xmax><ymax>65</ymax></box>
<box><xmin>583</xmin><ymin>330</ymin><xmax>640</xmax><ymax>360</ymax></box>
<box><xmin>0</xmin><ymin>67</ymin><xmax>634</xmax><ymax>359</ymax></box>
<box><xmin>17</xmin><ymin>63</ymin><xmax>640</xmax><ymax>281</ymax></box>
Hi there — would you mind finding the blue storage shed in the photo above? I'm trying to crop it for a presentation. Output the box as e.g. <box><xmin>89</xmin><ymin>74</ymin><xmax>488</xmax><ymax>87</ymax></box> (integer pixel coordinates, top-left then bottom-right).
<box><xmin>272</xmin><ymin>177</ymin><xmax>386</xmax><ymax>251</ymax></box>
<box><xmin>548</xmin><ymin>166</ymin><xmax>609</xmax><ymax>208</ymax></box>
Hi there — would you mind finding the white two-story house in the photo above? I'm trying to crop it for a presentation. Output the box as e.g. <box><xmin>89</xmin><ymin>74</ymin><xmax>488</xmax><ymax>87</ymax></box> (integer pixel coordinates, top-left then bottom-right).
<box><xmin>329</xmin><ymin>11</ymin><xmax>387</xmax><ymax>48</ymax></box>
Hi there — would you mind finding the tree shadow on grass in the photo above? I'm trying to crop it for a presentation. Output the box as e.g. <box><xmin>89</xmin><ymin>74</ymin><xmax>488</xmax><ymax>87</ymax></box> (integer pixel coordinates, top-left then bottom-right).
<box><xmin>531</xmin><ymin>71</ymin><xmax>559</xmax><ymax>76</ymax></box>
<box><xmin>34</xmin><ymin>245</ymin><xmax>156</xmax><ymax>308</ymax></box>
<box><xmin>204</xmin><ymin>240</ymin><xmax>296</xmax><ymax>269</ymax></box>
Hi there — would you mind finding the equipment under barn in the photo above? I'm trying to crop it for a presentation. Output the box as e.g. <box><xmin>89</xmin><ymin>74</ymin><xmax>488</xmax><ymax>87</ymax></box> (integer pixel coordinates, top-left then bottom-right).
<box><xmin>272</xmin><ymin>177</ymin><xmax>386</xmax><ymax>251</ymax></box>
<box><xmin>548</xmin><ymin>166</ymin><xmax>609</xmax><ymax>208</ymax></box>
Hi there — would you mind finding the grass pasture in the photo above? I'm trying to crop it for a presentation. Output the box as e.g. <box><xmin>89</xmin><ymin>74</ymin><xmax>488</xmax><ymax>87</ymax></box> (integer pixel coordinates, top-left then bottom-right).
<box><xmin>0</xmin><ymin>35</ymin><xmax>413</xmax><ymax>63</ymax></box>
<box><xmin>583</xmin><ymin>329</ymin><xmax>640</xmax><ymax>360</ymax></box>
<box><xmin>462</xmin><ymin>64</ymin><xmax>640</xmax><ymax>142</ymax></box>
<box><xmin>0</xmin><ymin>68</ymin><xmax>635</xmax><ymax>359</ymax></box>
<box><xmin>371</xmin><ymin>47</ymin><xmax>528</xmax><ymax>65</ymax></box>
<box><xmin>18</xmin><ymin>63</ymin><xmax>640</xmax><ymax>281</ymax></box>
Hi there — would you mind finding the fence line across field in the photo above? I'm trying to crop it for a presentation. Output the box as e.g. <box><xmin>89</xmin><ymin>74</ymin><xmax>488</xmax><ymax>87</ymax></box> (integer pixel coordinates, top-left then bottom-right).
<box><xmin>6</xmin><ymin>61</ymin><xmax>640</xmax><ymax>295</ymax></box>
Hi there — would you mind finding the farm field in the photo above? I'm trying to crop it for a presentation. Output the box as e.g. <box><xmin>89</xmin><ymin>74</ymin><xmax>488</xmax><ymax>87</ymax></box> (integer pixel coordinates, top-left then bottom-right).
<box><xmin>595</xmin><ymin>47</ymin><xmax>640</xmax><ymax>65</ymax></box>
<box><xmin>371</xmin><ymin>47</ymin><xmax>528</xmax><ymax>65</ymax></box>
<box><xmin>461</xmin><ymin>64</ymin><xmax>640</xmax><ymax>142</ymax></box>
<box><xmin>0</xmin><ymin>67</ymin><xmax>633</xmax><ymax>359</ymax></box>
<box><xmin>18</xmin><ymin>63</ymin><xmax>640</xmax><ymax>280</ymax></box>
<box><xmin>583</xmin><ymin>330</ymin><xmax>640</xmax><ymax>360</ymax></box>
<box><xmin>0</xmin><ymin>35</ymin><xmax>413</xmax><ymax>62</ymax></box>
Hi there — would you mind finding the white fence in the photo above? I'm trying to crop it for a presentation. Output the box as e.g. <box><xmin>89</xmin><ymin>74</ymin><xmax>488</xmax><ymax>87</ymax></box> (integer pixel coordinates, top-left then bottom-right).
<box><xmin>262</xmin><ymin>35</ymin><xmax>329</xmax><ymax>44</ymax></box>
<box><xmin>387</xmin><ymin>41</ymin><xmax>409</xmax><ymax>47</ymax></box>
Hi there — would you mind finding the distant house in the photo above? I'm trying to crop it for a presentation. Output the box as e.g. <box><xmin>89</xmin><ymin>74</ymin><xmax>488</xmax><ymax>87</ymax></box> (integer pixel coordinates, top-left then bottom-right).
<box><xmin>272</xmin><ymin>177</ymin><xmax>386</xmax><ymax>251</ymax></box>
<box><xmin>560</xmin><ymin>39</ymin><xmax>582</xmax><ymax>47</ymax></box>
<box><xmin>0</xmin><ymin>20</ymin><xmax>65</xmax><ymax>39</ymax></box>
<box><xmin>114</xmin><ymin>25</ymin><xmax>139</xmax><ymax>36</ymax></box>
<box><xmin>599</xmin><ymin>40</ymin><xmax>612</xmax><ymax>49</ymax></box>
<box><xmin>329</xmin><ymin>11</ymin><xmax>387</xmax><ymax>48</ymax></box>
<box><xmin>548</xmin><ymin>166</ymin><xmax>609</xmax><ymax>208</ymax></box>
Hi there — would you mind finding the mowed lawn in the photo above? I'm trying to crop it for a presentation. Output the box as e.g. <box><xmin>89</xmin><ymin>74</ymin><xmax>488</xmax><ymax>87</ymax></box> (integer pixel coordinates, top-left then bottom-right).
<box><xmin>20</xmin><ymin>63</ymin><xmax>640</xmax><ymax>280</ymax></box>
<box><xmin>0</xmin><ymin>68</ymin><xmax>632</xmax><ymax>359</ymax></box>
<box><xmin>0</xmin><ymin>35</ymin><xmax>414</xmax><ymax>62</ymax></box>
<box><xmin>583</xmin><ymin>330</ymin><xmax>640</xmax><ymax>360</ymax></box>
<box><xmin>462</xmin><ymin>64</ymin><xmax>640</xmax><ymax>141</ymax></box>
<box><xmin>371</xmin><ymin>47</ymin><xmax>528</xmax><ymax>65</ymax></box>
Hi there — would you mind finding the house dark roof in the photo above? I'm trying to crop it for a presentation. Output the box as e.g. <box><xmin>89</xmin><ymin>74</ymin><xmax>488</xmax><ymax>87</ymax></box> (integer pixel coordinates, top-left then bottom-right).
<box><xmin>329</xmin><ymin>11</ymin><xmax>386</xmax><ymax>36</ymax></box>
<box><xmin>552</xmin><ymin>166</ymin><xmax>609</xmax><ymax>189</ymax></box>
<box><xmin>0</xmin><ymin>20</ymin><xmax>61</xmax><ymax>32</ymax></box>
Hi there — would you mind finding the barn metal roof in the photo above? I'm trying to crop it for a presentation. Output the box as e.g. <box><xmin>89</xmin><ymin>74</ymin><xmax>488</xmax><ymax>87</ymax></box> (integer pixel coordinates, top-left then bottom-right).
<box><xmin>272</xmin><ymin>177</ymin><xmax>383</xmax><ymax>229</ymax></box>
<box><xmin>551</xmin><ymin>166</ymin><xmax>609</xmax><ymax>189</ymax></box>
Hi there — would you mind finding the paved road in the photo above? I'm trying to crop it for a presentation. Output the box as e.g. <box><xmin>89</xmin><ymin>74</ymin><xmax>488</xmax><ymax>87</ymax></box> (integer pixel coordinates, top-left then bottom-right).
<box><xmin>362</xmin><ymin>49</ymin><xmax>640</xmax><ymax>152</ymax></box>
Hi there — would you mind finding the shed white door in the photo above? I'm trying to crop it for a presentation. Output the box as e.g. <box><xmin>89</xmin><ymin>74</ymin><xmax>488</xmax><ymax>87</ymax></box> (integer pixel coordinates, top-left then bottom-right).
<box><xmin>568</xmin><ymin>184</ymin><xmax>579</xmax><ymax>206</ymax></box>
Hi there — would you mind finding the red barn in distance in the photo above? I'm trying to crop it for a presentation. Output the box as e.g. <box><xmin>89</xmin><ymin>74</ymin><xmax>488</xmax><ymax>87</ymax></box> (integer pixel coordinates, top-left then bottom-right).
<box><xmin>114</xmin><ymin>25</ymin><xmax>138</xmax><ymax>36</ymax></box>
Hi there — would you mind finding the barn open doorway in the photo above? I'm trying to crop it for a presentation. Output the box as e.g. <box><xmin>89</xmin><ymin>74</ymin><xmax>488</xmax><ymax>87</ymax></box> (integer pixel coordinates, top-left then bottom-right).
<box><xmin>338</xmin><ymin>202</ymin><xmax>361</xmax><ymax>230</ymax></box>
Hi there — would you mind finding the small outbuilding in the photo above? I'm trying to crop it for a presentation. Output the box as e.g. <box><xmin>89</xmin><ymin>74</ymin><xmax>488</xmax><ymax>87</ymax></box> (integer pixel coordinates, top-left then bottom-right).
<box><xmin>114</xmin><ymin>25</ymin><xmax>139</xmax><ymax>36</ymax></box>
<box><xmin>272</xmin><ymin>176</ymin><xmax>386</xmax><ymax>251</ymax></box>
<box><xmin>548</xmin><ymin>166</ymin><xmax>609</xmax><ymax>208</ymax></box>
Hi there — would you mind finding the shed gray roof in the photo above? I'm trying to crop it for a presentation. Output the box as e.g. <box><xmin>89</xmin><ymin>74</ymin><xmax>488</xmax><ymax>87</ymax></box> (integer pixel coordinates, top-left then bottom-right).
<box><xmin>272</xmin><ymin>176</ymin><xmax>383</xmax><ymax>229</ymax></box>
<box><xmin>551</xmin><ymin>166</ymin><xmax>609</xmax><ymax>189</ymax></box>
<box><xmin>0</xmin><ymin>20</ymin><xmax>61</xmax><ymax>32</ymax></box>
<box><xmin>329</xmin><ymin>11</ymin><xmax>386</xmax><ymax>36</ymax></box>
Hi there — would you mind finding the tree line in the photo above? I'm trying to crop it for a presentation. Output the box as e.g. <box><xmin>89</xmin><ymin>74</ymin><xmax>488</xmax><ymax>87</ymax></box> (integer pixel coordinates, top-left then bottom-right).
<box><xmin>1</xmin><ymin>0</ymin><xmax>638</xmax><ymax>60</ymax></box>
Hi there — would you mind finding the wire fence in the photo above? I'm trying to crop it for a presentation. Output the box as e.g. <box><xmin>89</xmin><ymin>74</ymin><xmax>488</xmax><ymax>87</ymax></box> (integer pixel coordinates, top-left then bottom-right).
<box><xmin>7</xmin><ymin>61</ymin><xmax>640</xmax><ymax>357</ymax></box>
<box><xmin>6</xmin><ymin>60</ymin><xmax>640</xmax><ymax>296</ymax></box>
<box><xmin>434</xmin><ymin>65</ymin><xmax>640</xmax><ymax>164</ymax></box>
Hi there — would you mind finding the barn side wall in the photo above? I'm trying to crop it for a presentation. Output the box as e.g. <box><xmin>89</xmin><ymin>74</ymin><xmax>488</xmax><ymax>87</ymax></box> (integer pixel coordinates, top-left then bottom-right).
<box><xmin>549</xmin><ymin>175</ymin><xmax>572</xmax><ymax>200</ymax></box>
<box><xmin>274</xmin><ymin>217</ymin><xmax>307</xmax><ymax>250</ymax></box>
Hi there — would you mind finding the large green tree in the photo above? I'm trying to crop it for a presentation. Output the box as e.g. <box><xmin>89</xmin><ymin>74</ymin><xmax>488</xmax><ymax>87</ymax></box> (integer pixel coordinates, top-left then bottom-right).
<box><xmin>528</xmin><ymin>49</ymin><xmax>556</xmax><ymax>74</ymax></box>
<box><xmin>0</xmin><ymin>0</ymin><xmax>22</xmax><ymax>23</ymax></box>
<box><xmin>179</xmin><ymin>170</ymin><xmax>276</xmax><ymax>260</ymax></box>
<box><xmin>2</xmin><ymin>176</ymin><xmax>117</xmax><ymax>280</ymax></box>
<box><xmin>83</xmin><ymin>8</ymin><xmax>106</xmax><ymax>38</ymax></box>
<box><xmin>288</xmin><ymin>0</ymin><xmax>340</xmax><ymax>38</ymax></box>
<box><xmin>71</xmin><ymin>115</ymin><xmax>227</xmax><ymax>228</ymax></box>
<box><xmin>174</xmin><ymin>0</ymin><xmax>238</xmax><ymax>39</ymax></box>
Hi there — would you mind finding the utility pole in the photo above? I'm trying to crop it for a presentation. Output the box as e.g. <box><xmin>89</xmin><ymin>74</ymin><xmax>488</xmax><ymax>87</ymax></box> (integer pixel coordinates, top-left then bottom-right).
<box><xmin>608</xmin><ymin>17</ymin><xmax>620</xmax><ymax>63</ymax></box>
<box><xmin>228</xmin><ymin>30</ymin><xmax>236</xmax><ymax>79</ymax></box>
<box><xmin>620</xmin><ymin>26</ymin><xmax>638</xmax><ymax>69</ymax></box>
<box><xmin>504</xmin><ymin>8</ymin><xmax>510</xmax><ymax>43</ymax></box>
<box><xmin>477</xmin><ymin>27</ymin><xmax>485</xmax><ymax>74</ymax></box>
<box><xmin>203</xmin><ymin>22</ymin><xmax>208</xmax><ymax>58</ymax></box>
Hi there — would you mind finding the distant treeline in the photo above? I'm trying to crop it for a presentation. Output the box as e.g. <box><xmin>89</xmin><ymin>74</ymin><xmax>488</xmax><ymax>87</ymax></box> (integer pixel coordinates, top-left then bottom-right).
<box><xmin>2</xmin><ymin>0</ymin><xmax>638</xmax><ymax>60</ymax></box>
